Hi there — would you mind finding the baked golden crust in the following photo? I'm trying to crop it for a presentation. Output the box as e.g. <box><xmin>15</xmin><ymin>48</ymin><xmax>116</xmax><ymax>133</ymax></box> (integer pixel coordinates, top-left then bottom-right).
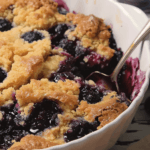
<box><xmin>0</xmin><ymin>26</ymin><xmax>51</xmax><ymax>68</ymax></box>
<box><xmin>0</xmin><ymin>0</ymin><xmax>16</xmax><ymax>12</ymax></box>
<box><xmin>0</xmin><ymin>52</ymin><xmax>43</xmax><ymax>90</ymax></box>
<box><xmin>77</xmin><ymin>92</ymin><xmax>128</xmax><ymax>128</ymax></box>
<box><xmin>0</xmin><ymin>26</ymin><xmax>51</xmax><ymax>91</ymax></box>
<box><xmin>42</xmin><ymin>112</ymin><xmax>76</xmax><ymax>143</ymax></box>
<box><xmin>16</xmin><ymin>79</ymin><xmax>80</xmax><ymax>109</ymax></box>
<box><xmin>0</xmin><ymin>0</ymin><xmax>66</xmax><ymax>29</ymax></box>
<box><xmin>66</xmin><ymin>13</ymin><xmax>115</xmax><ymax>59</ymax></box>
<box><xmin>0</xmin><ymin>87</ymin><xmax>14</xmax><ymax>106</ymax></box>
<box><xmin>8</xmin><ymin>134</ymin><xmax>59</xmax><ymax>150</ymax></box>
<box><xmin>41</xmin><ymin>55</ymin><xmax>66</xmax><ymax>78</ymax></box>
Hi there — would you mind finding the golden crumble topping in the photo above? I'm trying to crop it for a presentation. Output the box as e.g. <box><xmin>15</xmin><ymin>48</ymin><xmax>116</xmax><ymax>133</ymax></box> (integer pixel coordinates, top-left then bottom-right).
<box><xmin>0</xmin><ymin>0</ymin><xmax>66</xmax><ymax>29</ymax></box>
<box><xmin>41</xmin><ymin>55</ymin><xmax>66</xmax><ymax>78</ymax></box>
<box><xmin>66</xmin><ymin>13</ymin><xmax>115</xmax><ymax>59</ymax></box>
<box><xmin>42</xmin><ymin>112</ymin><xmax>76</xmax><ymax>143</ymax></box>
<box><xmin>77</xmin><ymin>92</ymin><xmax>128</xmax><ymax>128</ymax></box>
<box><xmin>8</xmin><ymin>135</ymin><xmax>59</xmax><ymax>150</ymax></box>
<box><xmin>0</xmin><ymin>25</ymin><xmax>52</xmax><ymax>91</ymax></box>
<box><xmin>16</xmin><ymin>79</ymin><xmax>80</xmax><ymax>109</ymax></box>
<box><xmin>0</xmin><ymin>52</ymin><xmax>44</xmax><ymax>90</ymax></box>
<box><xmin>0</xmin><ymin>87</ymin><xmax>14</xmax><ymax>106</ymax></box>
<box><xmin>0</xmin><ymin>26</ymin><xmax>51</xmax><ymax>71</ymax></box>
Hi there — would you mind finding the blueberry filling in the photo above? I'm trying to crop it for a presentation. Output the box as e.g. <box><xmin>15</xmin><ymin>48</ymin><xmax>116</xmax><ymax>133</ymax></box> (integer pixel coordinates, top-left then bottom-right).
<box><xmin>0</xmin><ymin>99</ymin><xmax>62</xmax><ymax>150</ymax></box>
<box><xmin>25</xmin><ymin>99</ymin><xmax>62</xmax><ymax>134</ymax></box>
<box><xmin>109</xmin><ymin>28</ymin><xmax>117</xmax><ymax>51</ymax></box>
<box><xmin>48</xmin><ymin>24</ymin><xmax>135</xmax><ymax>103</ymax></box>
<box><xmin>0</xmin><ymin>101</ymin><xmax>25</xmax><ymax>150</ymax></box>
<box><xmin>0</xmin><ymin>68</ymin><xmax>7</xmax><ymax>83</ymax></box>
<box><xmin>48</xmin><ymin>24</ymin><xmax>124</xmax><ymax>79</ymax></box>
<box><xmin>48</xmin><ymin>24</ymin><xmax>69</xmax><ymax>47</ymax></box>
<box><xmin>64</xmin><ymin>118</ymin><xmax>100</xmax><ymax>142</ymax></box>
<box><xmin>58</xmin><ymin>55</ymin><xmax>75</xmax><ymax>73</ymax></box>
<box><xmin>59</xmin><ymin>38</ymin><xmax>76</xmax><ymax>56</ymax></box>
<box><xmin>49</xmin><ymin>72</ymin><xmax>75</xmax><ymax>82</ymax></box>
<box><xmin>0</xmin><ymin>19</ymin><xmax>12</xmax><ymax>32</ymax></box>
<box><xmin>79</xmin><ymin>83</ymin><xmax>103</xmax><ymax>104</ymax></box>
<box><xmin>118</xmin><ymin>93</ymin><xmax>130</xmax><ymax>106</ymax></box>
<box><xmin>21</xmin><ymin>31</ymin><xmax>44</xmax><ymax>43</ymax></box>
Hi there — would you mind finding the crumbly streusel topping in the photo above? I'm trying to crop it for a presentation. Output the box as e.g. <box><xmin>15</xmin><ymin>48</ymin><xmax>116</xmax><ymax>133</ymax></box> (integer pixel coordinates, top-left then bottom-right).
<box><xmin>0</xmin><ymin>51</ymin><xmax>44</xmax><ymax>90</ymax></box>
<box><xmin>0</xmin><ymin>26</ymin><xmax>51</xmax><ymax>71</ymax></box>
<box><xmin>77</xmin><ymin>92</ymin><xmax>128</xmax><ymax>128</ymax></box>
<box><xmin>0</xmin><ymin>87</ymin><xmax>14</xmax><ymax>106</ymax></box>
<box><xmin>41</xmin><ymin>55</ymin><xmax>66</xmax><ymax>78</ymax></box>
<box><xmin>16</xmin><ymin>79</ymin><xmax>80</xmax><ymax>108</ymax></box>
<box><xmin>0</xmin><ymin>0</ymin><xmax>66</xmax><ymax>29</ymax></box>
<box><xmin>8</xmin><ymin>135</ymin><xmax>59</xmax><ymax>150</ymax></box>
<box><xmin>42</xmin><ymin>112</ymin><xmax>76</xmax><ymax>142</ymax></box>
<box><xmin>66</xmin><ymin>13</ymin><xmax>115</xmax><ymax>59</ymax></box>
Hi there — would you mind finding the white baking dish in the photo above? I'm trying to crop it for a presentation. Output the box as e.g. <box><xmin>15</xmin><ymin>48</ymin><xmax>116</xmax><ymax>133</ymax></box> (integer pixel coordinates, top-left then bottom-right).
<box><xmin>41</xmin><ymin>0</ymin><xmax>150</xmax><ymax>150</ymax></box>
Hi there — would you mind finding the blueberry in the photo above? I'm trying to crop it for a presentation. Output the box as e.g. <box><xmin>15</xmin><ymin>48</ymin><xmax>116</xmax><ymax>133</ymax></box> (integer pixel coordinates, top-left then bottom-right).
<box><xmin>75</xmin><ymin>44</ymin><xmax>88</xmax><ymax>58</ymax></box>
<box><xmin>21</xmin><ymin>31</ymin><xmax>44</xmax><ymax>43</ymax></box>
<box><xmin>117</xmin><ymin>64</ymin><xmax>126</xmax><ymax>87</ymax></box>
<box><xmin>118</xmin><ymin>92</ymin><xmax>130</xmax><ymax>106</ymax></box>
<box><xmin>58</xmin><ymin>55</ymin><xmax>75</xmax><ymax>72</ymax></box>
<box><xmin>59</xmin><ymin>39</ymin><xmax>88</xmax><ymax>58</ymax></box>
<box><xmin>61</xmin><ymin>40</ymin><xmax>76</xmax><ymax>56</ymax></box>
<box><xmin>104</xmin><ymin>49</ymin><xmax>123</xmax><ymax>75</ymax></box>
<box><xmin>11</xmin><ymin>130</ymin><xmax>29</xmax><ymax>141</ymax></box>
<box><xmin>0</xmin><ymin>19</ymin><xmax>12</xmax><ymax>32</ymax></box>
<box><xmin>0</xmin><ymin>68</ymin><xmax>7</xmax><ymax>83</ymax></box>
<box><xmin>57</xmin><ymin>7</ymin><xmax>68</xmax><ymax>15</ymax></box>
<box><xmin>48</xmin><ymin>24</ymin><xmax>69</xmax><ymax>47</ymax></box>
<box><xmin>55</xmin><ymin>24</ymin><xmax>68</xmax><ymax>35</ymax></box>
<box><xmin>4</xmin><ymin>135</ymin><xmax>12</xmax><ymax>147</ymax></box>
<box><xmin>64</xmin><ymin>118</ymin><xmax>100</xmax><ymax>142</ymax></box>
<box><xmin>79</xmin><ymin>84</ymin><xmax>103</xmax><ymax>104</ymax></box>
<box><xmin>49</xmin><ymin>72</ymin><xmax>75</xmax><ymax>82</ymax></box>
<box><xmin>27</xmin><ymin>99</ymin><xmax>62</xmax><ymax>134</ymax></box>
<box><xmin>109</xmin><ymin>28</ymin><xmax>117</xmax><ymax>50</ymax></box>
<box><xmin>70</xmin><ymin>67</ymin><xmax>83</xmax><ymax>78</ymax></box>
<box><xmin>0</xmin><ymin>99</ymin><xmax>62</xmax><ymax>149</ymax></box>
<box><xmin>48</xmin><ymin>24</ymin><xmax>68</xmax><ymax>37</ymax></box>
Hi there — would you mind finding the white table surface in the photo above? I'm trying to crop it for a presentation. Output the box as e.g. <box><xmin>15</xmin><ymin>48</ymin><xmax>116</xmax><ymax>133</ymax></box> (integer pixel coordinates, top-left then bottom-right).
<box><xmin>110</xmin><ymin>1</ymin><xmax>150</xmax><ymax>150</ymax></box>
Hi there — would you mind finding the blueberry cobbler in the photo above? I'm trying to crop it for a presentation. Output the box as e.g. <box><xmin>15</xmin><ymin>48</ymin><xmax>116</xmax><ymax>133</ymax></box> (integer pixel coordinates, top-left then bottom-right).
<box><xmin>0</xmin><ymin>0</ymin><xmax>145</xmax><ymax>150</ymax></box>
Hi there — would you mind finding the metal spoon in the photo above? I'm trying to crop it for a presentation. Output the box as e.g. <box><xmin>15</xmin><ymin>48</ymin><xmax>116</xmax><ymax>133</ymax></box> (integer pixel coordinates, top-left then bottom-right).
<box><xmin>87</xmin><ymin>20</ymin><xmax>150</xmax><ymax>92</ymax></box>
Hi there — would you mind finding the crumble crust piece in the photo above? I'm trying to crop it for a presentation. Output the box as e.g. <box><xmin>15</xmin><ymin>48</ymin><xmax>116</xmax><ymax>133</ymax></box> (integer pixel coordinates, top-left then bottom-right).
<box><xmin>42</xmin><ymin>112</ymin><xmax>76</xmax><ymax>143</ymax></box>
<box><xmin>41</xmin><ymin>55</ymin><xmax>66</xmax><ymax>78</ymax></box>
<box><xmin>77</xmin><ymin>91</ymin><xmax>128</xmax><ymax>129</ymax></box>
<box><xmin>0</xmin><ymin>26</ymin><xmax>51</xmax><ymax>70</ymax></box>
<box><xmin>66</xmin><ymin>13</ymin><xmax>115</xmax><ymax>59</ymax></box>
<box><xmin>8</xmin><ymin>135</ymin><xmax>59</xmax><ymax>150</ymax></box>
<box><xmin>0</xmin><ymin>87</ymin><xmax>14</xmax><ymax>106</ymax></box>
<box><xmin>0</xmin><ymin>52</ymin><xmax>44</xmax><ymax>90</ymax></box>
<box><xmin>0</xmin><ymin>26</ymin><xmax>52</xmax><ymax>90</ymax></box>
<box><xmin>0</xmin><ymin>0</ymin><xmax>66</xmax><ymax>29</ymax></box>
<box><xmin>16</xmin><ymin>79</ymin><xmax>80</xmax><ymax>108</ymax></box>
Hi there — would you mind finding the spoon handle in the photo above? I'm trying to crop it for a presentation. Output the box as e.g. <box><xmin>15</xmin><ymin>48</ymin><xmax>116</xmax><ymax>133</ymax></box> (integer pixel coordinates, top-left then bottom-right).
<box><xmin>111</xmin><ymin>19</ymin><xmax>150</xmax><ymax>82</ymax></box>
